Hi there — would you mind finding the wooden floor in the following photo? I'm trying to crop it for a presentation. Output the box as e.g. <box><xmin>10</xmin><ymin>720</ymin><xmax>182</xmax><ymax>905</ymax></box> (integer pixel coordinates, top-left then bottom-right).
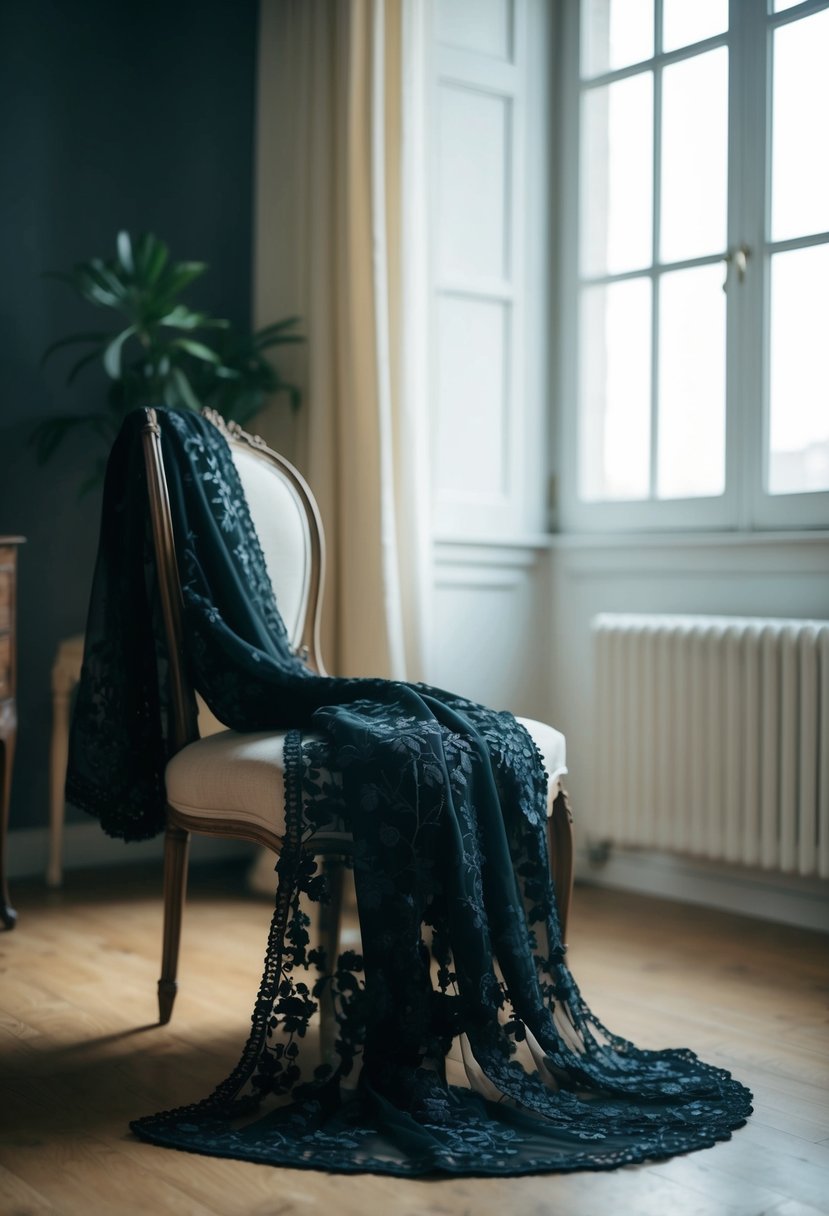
<box><xmin>1</xmin><ymin>863</ymin><xmax>827</xmax><ymax>1216</ymax></box>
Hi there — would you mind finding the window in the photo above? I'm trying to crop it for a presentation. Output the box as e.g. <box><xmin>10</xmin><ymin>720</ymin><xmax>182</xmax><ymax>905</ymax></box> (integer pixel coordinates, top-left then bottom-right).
<box><xmin>559</xmin><ymin>0</ymin><xmax>829</xmax><ymax>531</ymax></box>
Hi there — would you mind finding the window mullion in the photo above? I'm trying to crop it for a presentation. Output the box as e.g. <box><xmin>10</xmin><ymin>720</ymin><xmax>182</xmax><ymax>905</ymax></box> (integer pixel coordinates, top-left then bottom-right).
<box><xmin>726</xmin><ymin>0</ymin><xmax>748</xmax><ymax>529</ymax></box>
<box><xmin>735</xmin><ymin>0</ymin><xmax>771</xmax><ymax>529</ymax></box>
<box><xmin>649</xmin><ymin>0</ymin><xmax>663</xmax><ymax>501</ymax></box>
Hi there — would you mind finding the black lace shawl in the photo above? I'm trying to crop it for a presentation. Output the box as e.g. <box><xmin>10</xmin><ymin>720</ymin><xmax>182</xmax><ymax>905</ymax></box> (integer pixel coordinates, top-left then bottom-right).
<box><xmin>67</xmin><ymin>408</ymin><xmax>752</xmax><ymax>1176</ymax></box>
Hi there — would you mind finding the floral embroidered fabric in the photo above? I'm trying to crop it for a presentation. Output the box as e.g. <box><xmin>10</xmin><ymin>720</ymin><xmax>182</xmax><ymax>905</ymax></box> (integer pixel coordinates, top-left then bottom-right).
<box><xmin>67</xmin><ymin>409</ymin><xmax>752</xmax><ymax>1176</ymax></box>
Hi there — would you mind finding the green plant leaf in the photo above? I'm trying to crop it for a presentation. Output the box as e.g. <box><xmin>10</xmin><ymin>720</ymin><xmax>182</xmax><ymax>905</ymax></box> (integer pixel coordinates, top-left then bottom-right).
<box><xmin>158</xmin><ymin>304</ymin><xmax>197</xmax><ymax>328</ymax></box>
<box><xmin>29</xmin><ymin>412</ymin><xmax>108</xmax><ymax>463</ymax></box>
<box><xmin>136</xmin><ymin>233</ymin><xmax>169</xmax><ymax>285</ymax></box>
<box><xmin>252</xmin><ymin>318</ymin><xmax>304</xmax><ymax>350</ymax></box>
<box><xmin>40</xmin><ymin>231</ymin><xmax>304</xmax><ymax>484</ymax></box>
<box><xmin>66</xmin><ymin>347</ymin><xmax>107</xmax><ymax>386</ymax></box>
<box><xmin>254</xmin><ymin>333</ymin><xmax>305</xmax><ymax>349</ymax></box>
<box><xmin>116</xmin><ymin>231</ymin><xmax>134</xmax><ymax>275</ymax></box>
<box><xmin>171</xmin><ymin>337</ymin><xmax>220</xmax><ymax>363</ymax></box>
<box><xmin>29</xmin><ymin>417</ymin><xmax>76</xmax><ymax>463</ymax></box>
<box><xmin>40</xmin><ymin>332</ymin><xmax>112</xmax><ymax>365</ymax></box>
<box><xmin>157</xmin><ymin>262</ymin><xmax>207</xmax><ymax>299</ymax></box>
<box><xmin>158</xmin><ymin>305</ymin><xmax>227</xmax><ymax>331</ymax></box>
<box><xmin>88</xmin><ymin>259</ymin><xmax>130</xmax><ymax>304</ymax></box>
<box><xmin>102</xmin><ymin>326</ymin><xmax>138</xmax><ymax>378</ymax></box>
<box><xmin>171</xmin><ymin>367</ymin><xmax>202</xmax><ymax>411</ymax></box>
<box><xmin>72</xmin><ymin>268</ymin><xmax>121</xmax><ymax>308</ymax></box>
<box><xmin>253</xmin><ymin>316</ymin><xmax>302</xmax><ymax>339</ymax></box>
<box><xmin>162</xmin><ymin>376</ymin><xmax>179</xmax><ymax>408</ymax></box>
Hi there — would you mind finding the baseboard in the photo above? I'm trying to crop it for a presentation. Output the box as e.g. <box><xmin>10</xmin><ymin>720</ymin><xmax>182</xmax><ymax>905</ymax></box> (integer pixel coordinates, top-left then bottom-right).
<box><xmin>7</xmin><ymin>822</ymin><xmax>256</xmax><ymax>882</ymax></box>
<box><xmin>9</xmin><ymin>826</ymin><xmax>827</xmax><ymax>933</ymax></box>
<box><xmin>577</xmin><ymin>845</ymin><xmax>829</xmax><ymax>933</ymax></box>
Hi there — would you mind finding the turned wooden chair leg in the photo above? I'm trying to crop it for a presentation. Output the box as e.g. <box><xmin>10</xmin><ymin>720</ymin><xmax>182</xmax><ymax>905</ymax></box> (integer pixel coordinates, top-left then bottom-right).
<box><xmin>47</xmin><ymin>675</ymin><xmax>72</xmax><ymax>888</ymax></box>
<box><xmin>317</xmin><ymin>855</ymin><xmax>345</xmax><ymax>1063</ymax></box>
<box><xmin>158</xmin><ymin>823</ymin><xmax>190</xmax><ymax>1024</ymax></box>
<box><xmin>549</xmin><ymin>789</ymin><xmax>574</xmax><ymax>946</ymax></box>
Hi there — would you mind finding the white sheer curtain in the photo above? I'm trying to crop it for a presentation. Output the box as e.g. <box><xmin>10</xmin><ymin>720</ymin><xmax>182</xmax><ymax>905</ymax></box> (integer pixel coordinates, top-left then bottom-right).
<box><xmin>253</xmin><ymin>0</ymin><xmax>431</xmax><ymax>682</ymax></box>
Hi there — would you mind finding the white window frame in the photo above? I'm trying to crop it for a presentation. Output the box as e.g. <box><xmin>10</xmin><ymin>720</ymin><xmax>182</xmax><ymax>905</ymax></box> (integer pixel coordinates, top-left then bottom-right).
<box><xmin>557</xmin><ymin>0</ymin><xmax>829</xmax><ymax>534</ymax></box>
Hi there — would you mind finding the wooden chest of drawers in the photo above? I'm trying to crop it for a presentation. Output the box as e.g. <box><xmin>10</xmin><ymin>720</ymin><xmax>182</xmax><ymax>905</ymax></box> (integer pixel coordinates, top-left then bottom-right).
<box><xmin>1</xmin><ymin>537</ymin><xmax>24</xmax><ymax>929</ymax></box>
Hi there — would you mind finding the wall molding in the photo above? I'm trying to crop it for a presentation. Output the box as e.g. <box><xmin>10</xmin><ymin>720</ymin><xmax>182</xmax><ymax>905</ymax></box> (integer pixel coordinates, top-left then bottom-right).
<box><xmin>435</xmin><ymin>569</ymin><xmax>526</xmax><ymax>590</ymax></box>
<box><xmin>552</xmin><ymin>531</ymin><xmax>829</xmax><ymax>578</ymax></box>
<box><xmin>435</xmin><ymin>533</ymin><xmax>552</xmax><ymax>554</ymax></box>
<box><xmin>12</xmin><ymin>829</ymin><xmax>823</xmax><ymax>932</ymax></box>
<box><xmin>577</xmin><ymin>844</ymin><xmax>829</xmax><ymax>934</ymax></box>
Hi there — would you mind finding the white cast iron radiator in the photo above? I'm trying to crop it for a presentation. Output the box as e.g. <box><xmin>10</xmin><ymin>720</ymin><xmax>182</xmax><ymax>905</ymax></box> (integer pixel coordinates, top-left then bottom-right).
<box><xmin>592</xmin><ymin>614</ymin><xmax>829</xmax><ymax>877</ymax></box>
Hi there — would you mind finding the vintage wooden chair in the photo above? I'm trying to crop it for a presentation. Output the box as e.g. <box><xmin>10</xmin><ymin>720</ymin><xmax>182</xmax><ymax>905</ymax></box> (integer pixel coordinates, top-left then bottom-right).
<box><xmin>141</xmin><ymin>406</ymin><xmax>574</xmax><ymax>1026</ymax></box>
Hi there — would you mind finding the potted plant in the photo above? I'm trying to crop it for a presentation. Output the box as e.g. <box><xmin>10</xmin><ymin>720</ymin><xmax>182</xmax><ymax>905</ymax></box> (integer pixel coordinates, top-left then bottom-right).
<box><xmin>35</xmin><ymin>230</ymin><xmax>302</xmax><ymax>490</ymax></box>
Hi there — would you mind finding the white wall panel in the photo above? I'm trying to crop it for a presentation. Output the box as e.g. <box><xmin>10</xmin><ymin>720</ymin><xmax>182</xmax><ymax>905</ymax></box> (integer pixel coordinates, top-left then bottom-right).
<box><xmin>434</xmin><ymin>296</ymin><xmax>509</xmax><ymax>499</ymax></box>
<box><xmin>436</xmin><ymin>0</ymin><xmax>514</xmax><ymax>61</ymax></box>
<box><xmin>437</xmin><ymin>85</ymin><xmax>510</xmax><ymax>281</ymax></box>
<box><xmin>430</xmin><ymin>542</ymin><xmax>551</xmax><ymax>718</ymax></box>
<box><xmin>429</xmin><ymin>0</ymin><xmax>549</xmax><ymax>541</ymax></box>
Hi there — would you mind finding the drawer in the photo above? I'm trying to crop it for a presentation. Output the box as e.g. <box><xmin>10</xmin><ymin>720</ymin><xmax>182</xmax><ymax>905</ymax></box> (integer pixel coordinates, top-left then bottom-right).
<box><xmin>0</xmin><ymin>632</ymin><xmax>9</xmax><ymax>699</ymax></box>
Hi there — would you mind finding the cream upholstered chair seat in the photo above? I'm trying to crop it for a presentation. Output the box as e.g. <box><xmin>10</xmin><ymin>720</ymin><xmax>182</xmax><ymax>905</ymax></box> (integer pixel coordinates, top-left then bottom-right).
<box><xmin>166</xmin><ymin>718</ymin><xmax>567</xmax><ymax>835</ymax></box>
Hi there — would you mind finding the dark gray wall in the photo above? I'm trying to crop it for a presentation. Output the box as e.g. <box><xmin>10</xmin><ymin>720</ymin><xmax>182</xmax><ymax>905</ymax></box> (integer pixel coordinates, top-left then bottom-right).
<box><xmin>0</xmin><ymin>0</ymin><xmax>259</xmax><ymax>832</ymax></box>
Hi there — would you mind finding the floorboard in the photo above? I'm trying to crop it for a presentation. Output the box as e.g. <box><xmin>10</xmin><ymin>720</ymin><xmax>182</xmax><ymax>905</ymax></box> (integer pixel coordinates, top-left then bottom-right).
<box><xmin>1</xmin><ymin>864</ymin><xmax>826</xmax><ymax>1216</ymax></box>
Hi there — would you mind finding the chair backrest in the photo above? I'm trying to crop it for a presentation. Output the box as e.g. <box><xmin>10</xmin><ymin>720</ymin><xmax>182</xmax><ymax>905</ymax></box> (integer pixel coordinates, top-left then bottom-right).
<box><xmin>141</xmin><ymin>406</ymin><xmax>327</xmax><ymax>753</ymax></box>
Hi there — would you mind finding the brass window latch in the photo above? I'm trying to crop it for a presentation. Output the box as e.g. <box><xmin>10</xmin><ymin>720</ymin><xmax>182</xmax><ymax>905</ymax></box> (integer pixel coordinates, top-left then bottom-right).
<box><xmin>723</xmin><ymin>244</ymin><xmax>751</xmax><ymax>291</ymax></box>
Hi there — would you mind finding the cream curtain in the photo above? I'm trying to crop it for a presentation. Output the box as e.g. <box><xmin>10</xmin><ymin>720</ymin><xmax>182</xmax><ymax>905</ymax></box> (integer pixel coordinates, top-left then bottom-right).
<box><xmin>253</xmin><ymin>0</ymin><xmax>431</xmax><ymax>682</ymax></box>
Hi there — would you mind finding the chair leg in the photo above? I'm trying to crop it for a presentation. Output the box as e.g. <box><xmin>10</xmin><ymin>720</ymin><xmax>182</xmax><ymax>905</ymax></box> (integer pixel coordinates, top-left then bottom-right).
<box><xmin>158</xmin><ymin>823</ymin><xmax>190</xmax><ymax>1024</ymax></box>
<box><xmin>548</xmin><ymin>789</ymin><xmax>574</xmax><ymax>946</ymax></box>
<box><xmin>317</xmin><ymin>855</ymin><xmax>345</xmax><ymax>1062</ymax></box>
<box><xmin>47</xmin><ymin>676</ymin><xmax>72</xmax><ymax>888</ymax></box>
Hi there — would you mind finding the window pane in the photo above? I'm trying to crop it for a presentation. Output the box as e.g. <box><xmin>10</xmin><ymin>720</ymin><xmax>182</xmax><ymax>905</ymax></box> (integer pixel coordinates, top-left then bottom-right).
<box><xmin>771</xmin><ymin>9</ymin><xmax>829</xmax><ymax>242</ymax></box>
<box><xmin>663</xmin><ymin>0</ymin><xmax>727</xmax><ymax>52</ymax></box>
<box><xmin>657</xmin><ymin>265</ymin><xmax>726</xmax><ymax>499</ymax></box>
<box><xmin>581</xmin><ymin>74</ymin><xmax>653</xmax><ymax>276</ymax></box>
<box><xmin>661</xmin><ymin>49</ymin><xmax>728</xmax><ymax>263</ymax></box>
<box><xmin>579</xmin><ymin>279</ymin><xmax>652</xmax><ymax>501</ymax></box>
<box><xmin>768</xmin><ymin>244</ymin><xmax>829</xmax><ymax>495</ymax></box>
<box><xmin>774</xmin><ymin>0</ymin><xmax>805</xmax><ymax>11</ymax></box>
<box><xmin>581</xmin><ymin>0</ymin><xmax>653</xmax><ymax>77</ymax></box>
